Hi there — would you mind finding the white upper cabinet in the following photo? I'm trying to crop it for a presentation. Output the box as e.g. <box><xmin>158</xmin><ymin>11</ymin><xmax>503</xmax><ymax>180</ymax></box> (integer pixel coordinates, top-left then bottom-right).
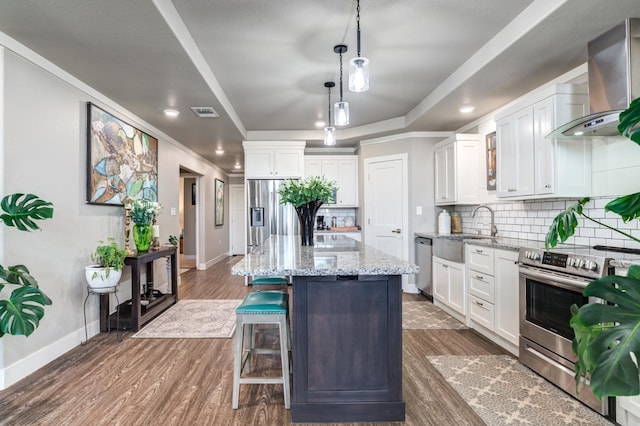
<box><xmin>434</xmin><ymin>134</ymin><xmax>483</xmax><ymax>205</ymax></box>
<box><xmin>304</xmin><ymin>155</ymin><xmax>358</xmax><ymax>207</ymax></box>
<box><xmin>495</xmin><ymin>84</ymin><xmax>589</xmax><ymax>199</ymax></box>
<box><xmin>243</xmin><ymin>141</ymin><xmax>305</xmax><ymax>179</ymax></box>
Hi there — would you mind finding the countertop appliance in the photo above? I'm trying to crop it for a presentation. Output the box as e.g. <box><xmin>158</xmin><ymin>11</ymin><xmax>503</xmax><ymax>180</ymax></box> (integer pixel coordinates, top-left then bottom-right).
<box><xmin>518</xmin><ymin>242</ymin><xmax>618</xmax><ymax>418</ymax></box>
<box><xmin>415</xmin><ymin>237</ymin><xmax>433</xmax><ymax>299</ymax></box>
<box><xmin>246</xmin><ymin>179</ymin><xmax>298</xmax><ymax>249</ymax></box>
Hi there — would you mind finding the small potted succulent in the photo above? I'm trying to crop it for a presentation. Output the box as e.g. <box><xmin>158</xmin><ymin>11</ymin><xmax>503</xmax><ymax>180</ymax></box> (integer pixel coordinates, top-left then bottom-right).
<box><xmin>85</xmin><ymin>238</ymin><xmax>127</xmax><ymax>292</ymax></box>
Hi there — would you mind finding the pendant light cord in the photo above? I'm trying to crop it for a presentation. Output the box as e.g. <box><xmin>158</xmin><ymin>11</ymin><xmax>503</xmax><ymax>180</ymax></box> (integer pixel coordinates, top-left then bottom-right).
<box><xmin>327</xmin><ymin>86</ymin><xmax>332</xmax><ymax>126</ymax></box>
<box><xmin>356</xmin><ymin>0</ymin><xmax>361</xmax><ymax>57</ymax></box>
<box><xmin>339</xmin><ymin>52</ymin><xmax>344</xmax><ymax>101</ymax></box>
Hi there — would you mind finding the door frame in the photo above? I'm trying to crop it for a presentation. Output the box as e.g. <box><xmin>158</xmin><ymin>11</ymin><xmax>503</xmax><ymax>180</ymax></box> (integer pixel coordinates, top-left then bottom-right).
<box><xmin>229</xmin><ymin>183</ymin><xmax>244</xmax><ymax>255</ymax></box>
<box><xmin>363</xmin><ymin>154</ymin><xmax>410</xmax><ymax>289</ymax></box>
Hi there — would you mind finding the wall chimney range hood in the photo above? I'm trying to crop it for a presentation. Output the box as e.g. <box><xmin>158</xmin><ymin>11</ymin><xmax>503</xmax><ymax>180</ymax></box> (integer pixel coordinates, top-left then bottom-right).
<box><xmin>548</xmin><ymin>18</ymin><xmax>640</xmax><ymax>138</ymax></box>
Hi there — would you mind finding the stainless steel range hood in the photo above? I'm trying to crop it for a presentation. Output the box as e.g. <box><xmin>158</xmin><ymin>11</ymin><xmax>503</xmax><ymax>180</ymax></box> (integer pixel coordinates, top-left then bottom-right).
<box><xmin>548</xmin><ymin>18</ymin><xmax>640</xmax><ymax>138</ymax></box>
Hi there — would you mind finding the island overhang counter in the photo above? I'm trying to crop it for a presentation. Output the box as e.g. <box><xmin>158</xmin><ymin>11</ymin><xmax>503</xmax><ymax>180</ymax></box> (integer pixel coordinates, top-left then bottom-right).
<box><xmin>232</xmin><ymin>234</ymin><xmax>419</xmax><ymax>423</ymax></box>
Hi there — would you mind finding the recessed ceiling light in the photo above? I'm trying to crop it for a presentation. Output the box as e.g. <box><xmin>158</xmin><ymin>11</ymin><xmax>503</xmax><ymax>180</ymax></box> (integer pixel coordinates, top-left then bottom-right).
<box><xmin>164</xmin><ymin>109</ymin><xmax>180</xmax><ymax>117</ymax></box>
<box><xmin>315</xmin><ymin>120</ymin><xmax>325</xmax><ymax>128</ymax></box>
<box><xmin>458</xmin><ymin>105</ymin><xmax>475</xmax><ymax>114</ymax></box>
<box><xmin>215</xmin><ymin>149</ymin><xmax>224</xmax><ymax>155</ymax></box>
<box><xmin>574</xmin><ymin>131</ymin><xmax>584</xmax><ymax>136</ymax></box>
<box><xmin>234</xmin><ymin>163</ymin><xmax>242</xmax><ymax>169</ymax></box>
<box><xmin>190</xmin><ymin>106</ymin><xmax>219</xmax><ymax>118</ymax></box>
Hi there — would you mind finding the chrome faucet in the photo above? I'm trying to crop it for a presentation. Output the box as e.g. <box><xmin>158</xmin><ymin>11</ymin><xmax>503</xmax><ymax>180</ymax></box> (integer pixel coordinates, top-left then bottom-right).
<box><xmin>471</xmin><ymin>205</ymin><xmax>498</xmax><ymax>237</ymax></box>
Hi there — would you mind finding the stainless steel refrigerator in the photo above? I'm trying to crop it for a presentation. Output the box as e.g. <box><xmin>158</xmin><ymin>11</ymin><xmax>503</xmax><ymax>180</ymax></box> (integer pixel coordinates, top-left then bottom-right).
<box><xmin>246</xmin><ymin>179</ymin><xmax>299</xmax><ymax>248</ymax></box>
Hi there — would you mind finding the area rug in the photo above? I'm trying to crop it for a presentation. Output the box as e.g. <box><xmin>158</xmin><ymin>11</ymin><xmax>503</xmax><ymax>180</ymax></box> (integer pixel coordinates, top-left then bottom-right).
<box><xmin>427</xmin><ymin>355</ymin><xmax>613</xmax><ymax>425</ymax></box>
<box><xmin>402</xmin><ymin>301</ymin><xmax>467</xmax><ymax>329</ymax></box>
<box><xmin>132</xmin><ymin>299</ymin><xmax>242</xmax><ymax>339</ymax></box>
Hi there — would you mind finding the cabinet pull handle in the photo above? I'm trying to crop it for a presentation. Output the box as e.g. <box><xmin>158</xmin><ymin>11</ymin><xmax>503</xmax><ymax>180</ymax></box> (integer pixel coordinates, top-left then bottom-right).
<box><xmin>442</xmin><ymin>264</ymin><xmax>449</xmax><ymax>268</ymax></box>
<box><xmin>476</xmin><ymin>301</ymin><xmax>484</xmax><ymax>307</ymax></box>
<box><xmin>545</xmin><ymin>184</ymin><xmax>551</xmax><ymax>188</ymax></box>
<box><xmin>475</xmin><ymin>249</ymin><xmax>483</xmax><ymax>253</ymax></box>
<box><xmin>476</xmin><ymin>275</ymin><xmax>483</xmax><ymax>280</ymax></box>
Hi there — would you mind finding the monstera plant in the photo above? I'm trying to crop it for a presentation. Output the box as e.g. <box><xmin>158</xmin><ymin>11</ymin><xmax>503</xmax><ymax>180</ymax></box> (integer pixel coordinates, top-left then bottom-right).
<box><xmin>0</xmin><ymin>193</ymin><xmax>54</xmax><ymax>337</ymax></box>
<box><xmin>545</xmin><ymin>97</ymin><xmax>640</xmax><ymax>399</ymax></box>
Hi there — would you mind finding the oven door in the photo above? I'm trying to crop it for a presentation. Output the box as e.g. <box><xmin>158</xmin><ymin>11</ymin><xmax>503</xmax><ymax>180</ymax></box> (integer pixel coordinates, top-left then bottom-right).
<box><xmin>519</xmin><ymin>265</ymin><xmax>600</xmax><ymax>362</ymax></box>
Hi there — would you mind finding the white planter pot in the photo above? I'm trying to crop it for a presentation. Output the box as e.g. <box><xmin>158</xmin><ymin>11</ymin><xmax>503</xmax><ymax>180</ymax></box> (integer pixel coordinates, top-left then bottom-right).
<box><xmin>85</xmin><ymin>265</ymin><xmax>122</xmax><ymax>293</ymax></box>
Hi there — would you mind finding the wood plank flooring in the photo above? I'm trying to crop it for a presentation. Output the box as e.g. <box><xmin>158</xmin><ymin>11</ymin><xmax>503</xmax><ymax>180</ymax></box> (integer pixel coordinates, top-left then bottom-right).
<box><xmin>0</xmin><ymin>256</ymin><xmax>509</xmax><ymax>425</ymax></box>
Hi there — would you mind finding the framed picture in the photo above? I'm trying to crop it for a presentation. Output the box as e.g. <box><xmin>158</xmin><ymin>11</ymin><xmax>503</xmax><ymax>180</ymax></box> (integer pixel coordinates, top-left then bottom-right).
<box><xmin>86</xmin><ymin>103</ymin><xmax>158</xmax><ymax>205</ymax></box>
<box><xmin>486</xmin><ymin>131</ymin><xmax>497</xmax><ymax>190</ymax></box>
<box><xmin>191</xmin><ymin>183</ymin><xmax>196</xmax><ymax>205</ymax></box>
<box><xmin>215</xmin><ymin>179</ymin><xmax>225</xmax><ymax>226</ymax></box>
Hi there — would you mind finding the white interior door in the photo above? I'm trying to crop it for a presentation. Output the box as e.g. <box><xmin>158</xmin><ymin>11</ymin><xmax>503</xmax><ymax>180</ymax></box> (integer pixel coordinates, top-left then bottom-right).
<box><xmin>364</xmin><ymin>154</ymin><xmax>410</xmax><ymax>289</ymax></box>
<box><xmin>229</xmin><ymin>184</ymin><xmax>244</xmax><ymax>255</ymax></box>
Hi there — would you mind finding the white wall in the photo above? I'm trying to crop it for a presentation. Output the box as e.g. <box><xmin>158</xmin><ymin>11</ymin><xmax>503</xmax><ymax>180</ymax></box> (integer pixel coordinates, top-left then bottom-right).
<box><xmin>0</xmin><ymin>47</ymin><xmax>229</xmax><ymax>388</ymax></box>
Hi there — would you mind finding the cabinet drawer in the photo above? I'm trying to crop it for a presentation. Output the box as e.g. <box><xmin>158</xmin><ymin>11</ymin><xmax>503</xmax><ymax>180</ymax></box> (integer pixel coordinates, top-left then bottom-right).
<box><xmin>468</xmin><ymin>294</ymin><xmax>494</xmax><ymax>330</ymax></box>
<box><xmin>466</xmin><ymin>245</ymin><xmax>494</xmax><ymax>275</ymax></box>
<box><xmin>468</xmin><ymin>271</ymin><xmax>494</xmax><ymax>303</ymax></box>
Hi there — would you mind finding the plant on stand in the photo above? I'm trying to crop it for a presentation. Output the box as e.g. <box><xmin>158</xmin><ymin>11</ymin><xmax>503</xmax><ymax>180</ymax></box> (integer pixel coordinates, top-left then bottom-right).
<box><xmin>85</xmin><ymin>238</ymin><xmax>127</xmax><ymax>292</ymax></box>
<box><xmin>130</xmin><ymin>199</ymin><xmax>162</xmax><ymax>253</ymax></box>
<box><xmin>278</xmin><ymin>176</ymin><xmax>337</xmax><ymax>246</ymax></box>
<box><xmin>0</xmin><ymin>193</ymin><xmax>54</xmax><ymax>337</ymax></box>
<box><xmin>546</xmin><ymin>97</ymin><xmax>640</xmax><ymax>398</ymax></box>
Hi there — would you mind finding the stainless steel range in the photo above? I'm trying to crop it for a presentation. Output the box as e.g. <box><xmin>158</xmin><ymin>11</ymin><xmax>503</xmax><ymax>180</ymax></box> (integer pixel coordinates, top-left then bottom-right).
<box><xmin>518</xmin><ymin>243</ymin><xmax>617</xmax><ymax>417</ymax></box>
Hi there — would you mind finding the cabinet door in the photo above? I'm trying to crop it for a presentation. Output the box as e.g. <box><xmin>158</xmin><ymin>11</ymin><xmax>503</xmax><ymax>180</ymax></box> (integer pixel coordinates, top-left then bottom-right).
<box><xmin>434</xmin><ymin>143</ymin><xmax>455</xmax><ymax>205</ymax></box>
<box><xmin>245</xmin><ymin>150</ymin><xmax>274</xmax><ymax>178</ymax></box>
<box><xmin>456</xmin><ymin>138</ymin><xmax>482</xmax><ymax>204</ymax></box>
<box><xmin>533</xmin><ymin>97</ymin><xmax>555</xmax><ymax>195</ymax></box>
<box><xmin>496</xmin><ymin>109</ymin><xmax>534</xmax><ymax>197</ymax></box>
<box><xmin>274</xmin><ymin>149</ymin><xmax>303</xmax><ymax>177</ymax></box>
<box><xmin>494</xmin><ymin>249</ymin><xmax>519</xmax><ymax>346</ymax></box>
<box><xmin>448</xmin><ymin>261</ymin><xmax>465</xmax><ymax>315</ymax></box>
<box><xmin>304</xmin><ymin>159</ymin><xmax>323</xmax><ymax>178</ymax></box>
<box><xmin>337</xmin><ymin>159</ymin><xmax>358</xmax><ymax>206</ymax></box>
<box><xmin>432</xmin><ymin>257</ymin><xmax>449</xmax><ymax>303</ymax></box>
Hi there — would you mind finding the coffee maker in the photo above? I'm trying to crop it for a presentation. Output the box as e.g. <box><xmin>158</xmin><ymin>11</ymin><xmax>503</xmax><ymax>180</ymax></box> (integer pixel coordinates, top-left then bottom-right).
<box><xmin>316</xmin><ymin>215</ymin><xmax>325</xmax><ymax>230</ymax></box>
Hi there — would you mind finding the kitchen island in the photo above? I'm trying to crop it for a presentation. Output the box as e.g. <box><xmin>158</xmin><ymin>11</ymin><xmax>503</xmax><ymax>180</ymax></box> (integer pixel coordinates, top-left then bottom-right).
<box><xmin>232</xmin><ymin>234</ymin><xmax>418</xmax><ymax>423</ymax></box>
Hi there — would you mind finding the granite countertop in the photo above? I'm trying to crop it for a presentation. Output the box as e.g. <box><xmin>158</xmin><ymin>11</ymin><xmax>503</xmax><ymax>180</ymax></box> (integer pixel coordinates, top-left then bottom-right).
<box><xmin>232</xmin><ymin>234</ymin><xmax>419</xmax><ymax>277</ymax></box>
<box><xmin>415</xmin><ymin>232</ymin><xmax>530</xmax><ymax>252</ymax></box>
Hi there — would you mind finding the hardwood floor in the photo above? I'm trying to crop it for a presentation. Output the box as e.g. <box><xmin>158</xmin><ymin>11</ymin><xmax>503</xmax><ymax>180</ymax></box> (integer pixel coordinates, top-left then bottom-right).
<box><xmin>0</xmin><ymin>256</ymin><xmax>508</xmax><ymax>425</ymax></box>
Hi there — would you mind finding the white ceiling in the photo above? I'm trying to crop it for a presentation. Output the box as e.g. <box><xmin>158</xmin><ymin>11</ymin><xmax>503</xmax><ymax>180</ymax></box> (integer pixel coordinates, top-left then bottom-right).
<box><xmin>1</xmin><ymin>0</ymin><xmax>639</xmax><ymax>172</ymax></box>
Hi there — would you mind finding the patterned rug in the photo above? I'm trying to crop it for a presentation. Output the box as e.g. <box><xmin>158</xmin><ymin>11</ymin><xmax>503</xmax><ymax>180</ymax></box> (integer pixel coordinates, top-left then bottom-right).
<box><xmin>427</xmin><ymin>355</ymin><xmax>613</xmax><ymax>425</ymax></box>
<box><xmin>402</xmin><ymin>301</ymin><xmax>467</xmax><ymax>329</ymax></box>
<box><xmin>132</xmin><ymin>299</ymin><xmax>242</xmax><ymax>339</ymax></box>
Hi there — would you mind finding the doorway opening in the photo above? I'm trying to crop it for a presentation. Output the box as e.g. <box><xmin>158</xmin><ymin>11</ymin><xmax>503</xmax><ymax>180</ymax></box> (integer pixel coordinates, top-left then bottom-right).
<box><xmin>179</xmin><ymin>167</ymin><xmax>202</xmax><ymax>273</ymax></box>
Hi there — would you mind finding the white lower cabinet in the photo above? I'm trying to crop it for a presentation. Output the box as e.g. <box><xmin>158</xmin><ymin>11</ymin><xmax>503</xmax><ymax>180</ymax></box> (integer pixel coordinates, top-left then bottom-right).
<box><xmin>618</xmin><ymin>396</ymin><xmax>640</xmax><ymax>426</ymax></box>
<box><xmin>465</xmin><ymin>244</ymin><xmax>519</xmax><ymax>355</ymax></box>
<box><xmin>433</xmin><ymin>256</ymin><xmax>465</xmax><ymax>322</ymax></box>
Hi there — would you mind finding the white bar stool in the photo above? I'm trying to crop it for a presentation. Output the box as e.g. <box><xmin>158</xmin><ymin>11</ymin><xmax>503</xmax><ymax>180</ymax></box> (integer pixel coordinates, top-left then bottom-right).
<box><xmin>232</xmin><ymin>291</ymin><xmax>291</xmax><ymax>409</ymax></box>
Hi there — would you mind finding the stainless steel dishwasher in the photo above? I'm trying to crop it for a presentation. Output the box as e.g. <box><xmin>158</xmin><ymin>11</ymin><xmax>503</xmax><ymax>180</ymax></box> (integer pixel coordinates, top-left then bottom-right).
<box><xmin>415</xmin><ymin>237</ymin><xmax>433</xmax><ymax>299</ymax></box>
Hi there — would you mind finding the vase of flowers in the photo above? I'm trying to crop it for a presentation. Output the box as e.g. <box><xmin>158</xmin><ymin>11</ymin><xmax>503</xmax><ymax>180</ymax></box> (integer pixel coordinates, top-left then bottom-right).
<box><xmin>278</xmin><ymin>176</ymin><xmax>337</xmax><ymax>246</ymax></box>
<box><xmin>129</xmin><ymin>199</ymin><xmax>162</xmax><ymax>252</ymax></box>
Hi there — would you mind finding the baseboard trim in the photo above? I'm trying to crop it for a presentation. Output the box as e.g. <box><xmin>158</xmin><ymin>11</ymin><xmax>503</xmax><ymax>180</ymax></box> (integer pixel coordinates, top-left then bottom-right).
<box><xmin>0</xmin><ymin>322</ymin><xmax>96</xmax><ymax>390</ymax></box>
<box><xmin>201</xmin><ymin>252</ymin><xmax>230</xmax><ymax>270</ymax></box>
<box><xmin>402</xmin><ymin>283</ymin><xmax>420</xmax><ymax>294</ymax></box>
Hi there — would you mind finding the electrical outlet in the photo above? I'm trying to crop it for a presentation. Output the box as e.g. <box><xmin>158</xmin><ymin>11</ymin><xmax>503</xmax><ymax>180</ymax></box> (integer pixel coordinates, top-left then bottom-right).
<box><xmin>416</xmin><ymin>206</ymin><xmax>423</xmax><ymax>215</ymax></box>
<box><xmin>170</xmin><ymin>208</ymin><xmax>177</xmax><ymax>216</ymax></box>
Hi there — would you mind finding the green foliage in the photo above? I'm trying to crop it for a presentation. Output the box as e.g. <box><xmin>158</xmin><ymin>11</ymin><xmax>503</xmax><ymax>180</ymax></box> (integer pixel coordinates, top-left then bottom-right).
<box><xmin>0</xmin><ymin>193</ymin><xmax>53</xmax><ymax>231</ymax></box>
<box><xmin>130</xmin><ymin>199</ymin><xmax>161</xmax><ymax>225</ymax></box>
<box><xmin>168</xmin><ymin>235</ymin><xmax>178</xmax><ymax>246</ymax></box>
<box><xmin>277</xmin><ymin>176</ymin><xmax>337</xmax><ymax>207</ymax></box>
<box><xmin>0</xmin><ymin>193</ymin><xmax>53</xmax><ymax>338</ymax></box>
<box><xmin>91</xmin><ymin>238</ymin><xmax>127</xmax><ymax>278</ymax></box>
<box><xmin>545</xmin><ymin>97</ymin><xmax>640</xmax><ymax>398</ymax></box>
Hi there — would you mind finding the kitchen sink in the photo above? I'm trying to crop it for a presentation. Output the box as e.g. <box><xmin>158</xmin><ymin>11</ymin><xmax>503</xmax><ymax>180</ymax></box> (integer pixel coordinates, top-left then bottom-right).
<box><xmin>433</xmin><ymin>234</ymin><xmax>500</xmax><ymax>262</ymax></box>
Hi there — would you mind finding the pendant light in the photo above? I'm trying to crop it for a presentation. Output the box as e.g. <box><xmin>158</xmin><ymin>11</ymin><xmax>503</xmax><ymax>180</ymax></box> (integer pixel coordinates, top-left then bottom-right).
<box><xmin>323</xmin><ymin>82</ymin><xmax>336</xmax><ymax>146</ymax></box>
<box><xmin>333</xmin><ymin>44</ymin><xmax>350</xmax><ymax>126</ymax></box>
<box><xmin>349</xmin><ymin>0</ymin><xmax>370</xmax><ymax>92</ymax></box>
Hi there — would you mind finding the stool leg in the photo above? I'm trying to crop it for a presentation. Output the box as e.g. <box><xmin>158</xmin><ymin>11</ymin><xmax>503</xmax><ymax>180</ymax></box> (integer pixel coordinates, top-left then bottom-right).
<box><xmin>232</xmin><ymin>316</ymin><xmax>244</xmax><ymax>409</ymax></box>
<box><xmin>279</xmin><ymin>315</ymin><xmax>291</xmax><ymax>409</ymax></box>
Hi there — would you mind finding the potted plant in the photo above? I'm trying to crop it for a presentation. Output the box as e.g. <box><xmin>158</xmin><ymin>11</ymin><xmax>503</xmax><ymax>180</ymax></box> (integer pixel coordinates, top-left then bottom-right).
<box><xmin>129</xmin><ymin>199</ymin><xmax>162</xmax><ymax>252</ymax></box>
<box><xmin>278</xmin><ymin>176</ymin><xmax>337</xmax><ymax>245</ymax></box>
<box><xmin>545</xmin><ymin>97</ymin><xmax>640</xmax><ymax>399</ymax></box>
<box><xmin>0</xmin><ymin>193</ymin><xmax>54</xmax><ymax>337</ymax></box>
<box><xmin>85</xmin><ymin>238</ymin><xmax>127</xmax><ymax>292</ymax></box>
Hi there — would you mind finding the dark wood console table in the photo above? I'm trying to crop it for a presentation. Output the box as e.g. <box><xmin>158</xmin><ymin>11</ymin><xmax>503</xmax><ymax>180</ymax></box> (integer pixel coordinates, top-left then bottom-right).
<box><xmin>100</xmin><ymin>246</ymin><xmax>178</xmax><ymax>332</ymax></box>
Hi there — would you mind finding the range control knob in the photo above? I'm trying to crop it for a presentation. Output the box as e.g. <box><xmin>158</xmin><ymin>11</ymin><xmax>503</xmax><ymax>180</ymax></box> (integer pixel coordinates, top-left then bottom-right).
<box><xmin>576</xmin><ymin>259</ymin><xmax>585</xmax><ymax>268</ymax></box>
<box><xmin>567</xmin><ymin>257</ymin><xmax>576</xmax><ymax>267</ymax></box>
<box><xmin>583</xmin><ymin>261</ymin><xmax>597</xmax><ymax>271</ymax></box>
<box><xmin>531</xmin><ymin>252</ymin><xmax>540</xmax><ymax>260</ymax></box>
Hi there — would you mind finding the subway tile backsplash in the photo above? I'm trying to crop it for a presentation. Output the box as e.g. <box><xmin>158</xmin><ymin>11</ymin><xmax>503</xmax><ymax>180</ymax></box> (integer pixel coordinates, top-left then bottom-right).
<box><xmin>453</xmin><ymin>197</ymin><xmax>640</xmax><ymax>249</ymax></box>
<box><xmin>317</xmin><ymin>208</ymin><xmax>358</xmax><ymax>228</ymax></box>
